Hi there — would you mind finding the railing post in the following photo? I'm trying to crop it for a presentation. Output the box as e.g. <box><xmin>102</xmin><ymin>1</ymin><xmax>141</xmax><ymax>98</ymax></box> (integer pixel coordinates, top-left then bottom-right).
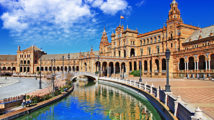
<box><xmin>150</xmin><ymin>83</ymin><xmax>154</xmax><ymax>94</ymax></box>
<box><xmin>144</xmin><ymin>82</ymin><xmax>147</xmax><ymax>91</ymax></box>
<box><xmin>191</xmin><ymin>107</ymin><xmax>204</xmax><ymax>120</ymax></box>
<box><xmin>157</xmin><ymin>86</ymin><xmax>160</xmax><ymax>99</ymax></box>
<box><xmin>164</xmin><ymin>92</ymin><xmax>172</xmax><ymax>106</ymax></box>
<box><xmin>174</xmin><ymin>96</ymin><xmax>182</xmax><ymax>116</ymax></box>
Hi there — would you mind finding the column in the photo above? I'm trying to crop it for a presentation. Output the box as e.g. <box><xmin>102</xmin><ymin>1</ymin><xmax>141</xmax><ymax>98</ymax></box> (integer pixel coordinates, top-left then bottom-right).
<box><xmin>208</xmin><ymin>60</ymin><xmax>211</xmax><ymax>70</ymax></box>
<box><xmin>159</xmin><ymin>59</ymin><xmax>162</xmax><ymax>75</ymax></box>
<box><xmin>120</xmin><ymin>63</ymin><xmax>122</xmax><ymax>74</ymax></box>
<box><xmin>114</xmin><ymin>63</ymin><xmax>116</xmax><ymax>75</ymax></box>
<box><xmin>178</xmin><ymin>62</ymin><xmax>180</xmax><ymax>70</ymax></box>
<box><xmin>148</xmin><ymin>59</ymin><xmax>150</xmax><ymax>76</ymax></box>
<box><xmin>106</xmin><ymin>67</ymin><xmax>108</xmax><ymax>77</ymax></box>
<box><xmin>206</xmin><ymin>53</ymin><xmax>210</xmax><ymax>71</ymax></box>
<box><xmin>184</xmin><ymin>62</ymin><xmax>187</xmax><ymax>71</ymax></box>
<box><xmin>141</xmin><ymin>60</ymin><xmax>144</xmax><ymax>75</ymax></box>
<box><xmin>187</xmin><ymin>62</ymin><xmax>189</xmax><ymax>71</ymax></box>
<box><xmin>185</xmin><ymin>56</ymin><xmax>187</xmax><ymax>71</ymax></box>
<box><xmin>136</xmin><ymin>61</ymin><xmax>139</xmax><ymax>71</ymax></box>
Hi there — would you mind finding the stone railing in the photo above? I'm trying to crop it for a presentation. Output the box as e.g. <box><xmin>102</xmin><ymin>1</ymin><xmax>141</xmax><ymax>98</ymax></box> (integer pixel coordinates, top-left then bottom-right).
<box><xmin>99</xmin><ymin>77</ymin><xmax>207</xmax><ymax>120</ymax></box>
<box><xmin>0</xmin><ymin>95</ymin><xmax>24</xmax><ymax>109</ymax></box>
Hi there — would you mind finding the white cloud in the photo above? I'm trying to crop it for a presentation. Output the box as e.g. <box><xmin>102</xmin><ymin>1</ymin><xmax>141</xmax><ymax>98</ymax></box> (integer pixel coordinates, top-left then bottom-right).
<box><xmin>0</xmin><ymin>0</ymin><xmax>93</xmax><ymax>30</ymax></box>
<box><xmin>92</xmin><ymin>0</ymin><xmax>103</xmax><ymax>7</ymax></box>
<box><xmin>1</xmin><ymin>12</ymin><xmax>28</xmax><ymax>31</ymax></box>
<box><xmin>136</xmin><ymin>0</ymin><xmax>145</xmax><ymax>7</ymax></box>
<box><xmin>0</xmin><ymin>0</ymin><xmax>130</xmax><ymax>46</ymax></box>
<box><xmin>100</xmin><ymin>0</ymin><xmax>128</xmax><ymax>15</ymax></box>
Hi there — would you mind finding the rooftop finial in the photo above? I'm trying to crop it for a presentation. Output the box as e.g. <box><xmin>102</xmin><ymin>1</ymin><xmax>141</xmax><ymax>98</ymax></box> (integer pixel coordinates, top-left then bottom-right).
<box><xmin>103</xmin><ymin>26</ymin><xmax>106</xmax><ymax>33</ymax></box>
<box><xmin>172</xmin><ymin>0</ymin><xmax>177</xmax><ymax>4</ymax></box>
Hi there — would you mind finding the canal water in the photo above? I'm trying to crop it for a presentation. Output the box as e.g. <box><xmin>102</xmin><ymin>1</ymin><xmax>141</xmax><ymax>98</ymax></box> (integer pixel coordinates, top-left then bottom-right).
<box><xmin>18</xmin><ymin>81</ymin><xmax>162</xmax><ymax>120</ymax></box>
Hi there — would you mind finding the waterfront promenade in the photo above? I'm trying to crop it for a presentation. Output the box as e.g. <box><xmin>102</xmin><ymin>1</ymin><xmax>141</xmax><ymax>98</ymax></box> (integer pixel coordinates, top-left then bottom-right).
<box><xmin>127</xmin><ymin>77</ymin><xmax>214</xmax><ymax>119</ymax></box>
<box><xmin>0</xmin><ymin>77</ymin><xmax>48</xmax><ymax>100</ymax></box>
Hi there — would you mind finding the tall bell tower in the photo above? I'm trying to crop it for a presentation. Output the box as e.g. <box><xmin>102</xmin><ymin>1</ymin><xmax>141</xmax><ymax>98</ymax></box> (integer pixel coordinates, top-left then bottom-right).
<box><xmin>167</xmin><ymin>0</ymin><xmax>182</xmax><ymax>23</ymax></box>
<box><xmin>99</xmin><ymin>27</ymin><xmax>109</xmax><ymax>55</ymax></box>
<box><xmin>166</xmin><ymin>0</ymin><xmax>183</xmax><ymax>52</ymax></box>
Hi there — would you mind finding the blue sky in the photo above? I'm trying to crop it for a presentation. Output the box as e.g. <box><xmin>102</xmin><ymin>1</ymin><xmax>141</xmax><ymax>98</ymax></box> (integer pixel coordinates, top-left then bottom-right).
<box><xmin>0</xmin><ymin>0</ymin><xmax>214</xmax><ymax>55</ymax></box>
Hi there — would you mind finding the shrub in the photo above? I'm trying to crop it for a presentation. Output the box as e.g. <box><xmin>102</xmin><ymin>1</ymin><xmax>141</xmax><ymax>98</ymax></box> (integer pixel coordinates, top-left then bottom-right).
<box><xmin>31</xmin><ymin>96</ymin><xmax>42</xmax><ymax>103</ymax></box>
<box><xmin>130</xmin><ymin>70</ymin><xmax>141</xmax><ymax>77</ymax></box>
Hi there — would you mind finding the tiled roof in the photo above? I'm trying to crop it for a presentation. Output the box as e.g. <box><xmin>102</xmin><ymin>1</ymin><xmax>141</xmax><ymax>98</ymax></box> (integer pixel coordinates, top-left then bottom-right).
<box><xmin>0</xmin><ymin>55</ymin><xmax>17</xmax><ymax>61</ymax></box>
<box><xmin>22</xmin><ymin>46</ymin><xmax>41</xmax><ymax>52</ymax></box>
<box><xmin>40</xmin><ymin>51</ymin><xmax>99</xmax><ymax>61</ymax></box>
<box><xmin>185</xmin><ymin>25</ymin><xmax>214</xmax><ymax>43</ymax></box>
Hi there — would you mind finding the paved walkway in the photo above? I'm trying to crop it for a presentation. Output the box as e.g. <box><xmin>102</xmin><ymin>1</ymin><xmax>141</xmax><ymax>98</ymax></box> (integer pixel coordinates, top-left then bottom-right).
<box><xmin>127</xmin><ymin>77</ymin><xmax>214</xmax><ymax>119</ymax></box>
<box><xmin>0</xmin><ymin>77</ymin><xmax>48</xmax><ymax>100</ymax></box>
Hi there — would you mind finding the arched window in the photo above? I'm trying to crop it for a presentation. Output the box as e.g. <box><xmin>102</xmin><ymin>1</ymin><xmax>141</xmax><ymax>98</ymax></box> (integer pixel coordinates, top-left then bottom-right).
<box><xmin>188</xmin><ymin>57</ymin><xmax>194</xmax><ymax>70</ymax></box>
<box><xmin>124</xmin><ymin>50</ymin><xmax>126</xmax><ymax>58</ymax></box>
<box><xmin>155</xmin><ymin>59</ymin><xmax>159</xmax><ymax>72</ymax></box>
<box><xmin>199</xmin><ymin>55</ymin><xmax>206</xmax><ymax>70</ymax></box>
<box><xmin>115</xmin><ymin>62</ymin><xmax>120</xmax><ymax>74</ymax></box>
<box><xmin>119</xmin><ymin>51</ymin><xmax>121</xmax><ymax>57</ymax></box>
<box><xmin>211</xmin><ymin>54</ymin><xmax>214</xmax><ymax>69</ymax></box>
<box><xmin>144</xmin><ymin>61</ymin><xmax>148</xmax><ymax>71</ymax></box>
<box><xmin>134</xmin><ymin>61</ymin><xmax>137</xmax><ymax>71</ymax></box>
<box><xmin>37</xmin><ymin>67</ymin><xmax>39</xmax><ymax>72</ymax></box>
<box><xmin>130</xmin><ymin>48</ymin><xmax>135</xmax><ymax>57</ymax></box>
<box><xmin>162</xmin><ymin>59</ymin><xmax>166</xmax><ymax>71</ymax></box>
<box><xmin>129</xmin><ymin>62</ymin><xmax>132</xmax><ymax>71</ymax></box>
<box><xmin>179</xmin><ymin>58</ymin><xmax>185</xmax><ymax>70</ymax></box>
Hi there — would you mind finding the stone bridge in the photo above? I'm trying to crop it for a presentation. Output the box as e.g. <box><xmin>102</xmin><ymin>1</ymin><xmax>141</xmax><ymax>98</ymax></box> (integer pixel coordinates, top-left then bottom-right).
<box><xmin>70</xmin><ymin>72</ymin><xmax>98</xmax><ymax>81</ymax></box>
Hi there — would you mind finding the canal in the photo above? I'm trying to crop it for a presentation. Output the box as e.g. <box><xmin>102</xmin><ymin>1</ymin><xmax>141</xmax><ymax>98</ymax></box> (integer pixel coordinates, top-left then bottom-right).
<box><xmin>18</xmin><ymin>80</ymin><xmax>162</xmax><ymax>120</ymax></box>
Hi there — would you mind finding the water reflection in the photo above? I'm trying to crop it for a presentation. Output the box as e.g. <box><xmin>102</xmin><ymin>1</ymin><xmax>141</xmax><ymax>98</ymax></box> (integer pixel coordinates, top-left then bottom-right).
<box><xmin>73</xmin><ymin>81</ymin><xmax>161</xmax><ymax>120</ymax></box>
<box><xmin>18</xmin><ymin>80</ymin><xmax>161</xmax><ymax>120</ymax></box>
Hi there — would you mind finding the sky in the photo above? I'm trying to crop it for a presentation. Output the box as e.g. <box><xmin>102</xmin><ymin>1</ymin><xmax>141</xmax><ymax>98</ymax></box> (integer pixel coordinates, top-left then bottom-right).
<box><xmin>0</xmin><ymin>0</ymin><xmax>214</xmax><ymax>55</ymax></box>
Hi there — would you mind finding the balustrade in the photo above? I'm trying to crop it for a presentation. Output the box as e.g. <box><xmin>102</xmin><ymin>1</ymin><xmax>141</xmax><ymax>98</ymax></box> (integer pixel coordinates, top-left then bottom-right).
<box><xmin>98</xmin><ymin>74</ymin><xmax>205</xmax><ymax>120</ymax></box>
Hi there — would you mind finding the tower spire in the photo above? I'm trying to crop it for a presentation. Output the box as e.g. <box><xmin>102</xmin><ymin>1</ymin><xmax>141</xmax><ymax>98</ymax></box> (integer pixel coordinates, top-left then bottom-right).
<box><xmin>103</xmin><ymin>26</ymin><xmax>106</xmax><ymax>33</ymax></box>
<box><xmin>167</xmin><ymin>0</ymin><xmax>182</xmax><ymax>23</ymax></box>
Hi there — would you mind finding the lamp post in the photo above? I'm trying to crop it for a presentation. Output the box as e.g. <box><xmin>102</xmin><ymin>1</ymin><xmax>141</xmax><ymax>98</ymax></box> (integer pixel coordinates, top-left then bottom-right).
<box><xmin>0</xmin><ymin>63</ymin><xmax>1</xmax><ymax>76</ymax></box>
<box><xmin>51</xmin><ymin>59</ymin><xmax>53</xmax><ymax>74</ymax></box>
<box><xmin>165</xmin><ymin>48</ymin><xmax>171</xmax><ymax>92</ymax></box>
<box><xmin>68</xmin><ymin>54</ymin><xmax>70</xmax><ymax>72</ymax></box>
<box><xmin>51</xmin><ymin>58</ymin><xmax>55</xmax><ymax>96</ymax></box>
<box><xmin>11</xmin><ymin>63</ymin><xmax>14</xmax><ymax>75</ymax></box>
<box><xmin>53</xmin><ymin>59</ymin><xmax>56</xmax><ymax>74</ymax></box>
<box><xmin>122</xmin><ymin>64</ymin><xmax>125</xmax><ymax>79</ymax></box>
<box><xmin>139</xmin><ymin>61</ymin><xmax>142</xmax><ymax>82</ymax></box>
<box><xmin>73</xmin><ymin>60</ymin><xmax>75</xmax><ymax>72</ymax></box>
<box><xmin>62</xmin><ymin>56</ymin><xmax>64</xmax><ymax>74</ymax></box>
<box><xmin>98</xmin><ymin>55</ymin><xmax>100</xmax><ymax>77</ymax></box>
<box><xmin>139</xmin><ymin>52</ymin><xmax>142</xmax><ymax>82</ymax></box>
<box><xmin>39</xmin><ymin>57</ymin><xmax>42</xmax><ymax>89</ymax></box>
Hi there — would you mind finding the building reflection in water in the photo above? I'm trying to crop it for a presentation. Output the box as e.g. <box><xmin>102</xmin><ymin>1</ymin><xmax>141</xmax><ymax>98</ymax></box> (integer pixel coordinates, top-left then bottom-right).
<box><xmin>72</xmin><ymin>80</ymin><xmax>154</xmax><ymax>120</ymax></box>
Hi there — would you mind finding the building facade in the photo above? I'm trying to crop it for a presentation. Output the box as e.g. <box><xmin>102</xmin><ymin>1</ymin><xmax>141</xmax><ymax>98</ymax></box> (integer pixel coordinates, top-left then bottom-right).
<box><xmin>0</xmin><ymin>0</ymin><xmax>214</xmax><ymax>79</ymax></box>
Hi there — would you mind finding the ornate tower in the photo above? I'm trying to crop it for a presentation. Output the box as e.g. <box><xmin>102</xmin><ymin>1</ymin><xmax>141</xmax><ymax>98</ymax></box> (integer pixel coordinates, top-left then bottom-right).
<box><xmin>167</xmin><ymin>0</ymin><xmax>182</xmax><ymax>23</ymax></box>
<box><xmin>99</xmin><ymin>27</ymin><xmax>109</xmax><ymax>55</ymax></box>
<box><xmin>166</xmin><ymin>0</ymin><xmax>183</xmax><ymax>51</ymax></box>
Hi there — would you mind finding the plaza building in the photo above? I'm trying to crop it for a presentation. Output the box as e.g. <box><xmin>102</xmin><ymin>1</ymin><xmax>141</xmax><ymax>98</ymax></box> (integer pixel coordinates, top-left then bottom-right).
<box><xmin>0</xmin><ymin>0</ymin><xmax>214</xmax><ymax>79</ymax></box>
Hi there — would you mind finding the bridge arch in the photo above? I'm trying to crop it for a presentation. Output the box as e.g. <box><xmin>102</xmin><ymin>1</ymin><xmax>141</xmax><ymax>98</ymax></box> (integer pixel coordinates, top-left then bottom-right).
<box><xmin>70</xmin><ymin>72</ymin><xmax>98</xmax><ymax>82</ymax></box>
